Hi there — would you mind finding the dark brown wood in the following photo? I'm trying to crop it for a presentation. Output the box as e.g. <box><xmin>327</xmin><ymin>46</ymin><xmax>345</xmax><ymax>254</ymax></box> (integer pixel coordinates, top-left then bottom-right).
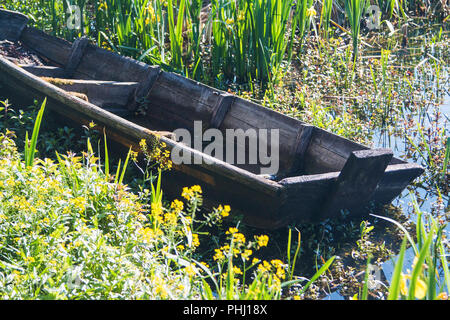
<box><xmin>209</xmin><ymin>93</ymin><xmax>235</xmax><ymax>129</ymax></box>
<box><xmin>304</xmin><ymin>128</ymin><xmax>404</xmax><ymax>175</ymax></box>
<box><xmin>285</xmin><ymin>124</ymin><xmax>314</xmax><ymax>176</ymax></box>
<box><xmin>279</xmin><ymin>172</ymin><xmax>340</xmax><ymax>222</ymax></box>
<box><xmin>320</xmin><ymin>148</ymin><xmax>393</xmax><ymax>219</ymax></box>
<box><xmin>74</xmin><ymin>43</ymin><xmax>150</xmax><ymax>82</ymax></box>
<box><xmin>0</xmin><ymin>9</ymin><xmax>28</xmax><ymax>41</ymax></box>
<box><xmin>64</xmin><ymin>37</ymin><xmax>89</xmax><ymax>78</ymax></box>
<box><xmin>143</xmin><ymin>70</ymin><xmax>219</xmax><ymax>132</ymax></box>
<box><xmin>370</xmin><ymin>163</ymin><xmax>424</xmax><ymax>205</ymax></box>
<box><xmin>128</xmin><ymin>65</ymin><xmax>161</xmax><ymax>110</ymax></box>
<box><xmin>220</xmin><ymin>97</ymin><xmax>300</xmax><ymax>173</ymax></box>
<box><xmin>0</xmin><ymin>56</ymin><xmax>281</xmax><ymax>198</ymax></box>
<box><xmin>20</xmin><ymin>27</ymin><xmax>72</xmax><ymax>66</ymax></box>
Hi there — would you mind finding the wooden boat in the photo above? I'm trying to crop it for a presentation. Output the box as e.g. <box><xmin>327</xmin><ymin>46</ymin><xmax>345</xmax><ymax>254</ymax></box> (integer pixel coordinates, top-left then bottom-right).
<box><xmin>0</xmin><ymin>9</ymin><xmax>424</xmax><ymax>229</ymax></box>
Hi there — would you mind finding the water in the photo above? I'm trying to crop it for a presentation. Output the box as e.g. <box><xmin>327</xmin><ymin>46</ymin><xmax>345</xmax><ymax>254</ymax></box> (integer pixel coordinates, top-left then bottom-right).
<box><xmin>323</xmin><ymin>58</ymin><xmax>449</xmax><ymax>299</ymax></box>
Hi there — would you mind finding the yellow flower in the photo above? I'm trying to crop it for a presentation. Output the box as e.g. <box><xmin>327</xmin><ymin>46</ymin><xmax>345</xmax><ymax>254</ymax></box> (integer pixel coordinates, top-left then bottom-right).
<box><xmin>191</xmin><ymin>233</ymin><xmax>200</xmax><ymax>247</ymax></box>
<box><xmin>414</xmin><ymin>279</ymin><xmax>427</xmax><ymax>299</ymax></box>
<box><xmin>170</xmin><ymin>199</ymin><xmax>184</xmax><ymax>212</ymax></box>
<box><xmin>219</xmin><ymin>204</ymin><xmax>231</xmax><ymax>217</ymax></box>
<box><xmin>185</xmin><ymin>265</ymin><xmax>197</xmax><ymax>277</ymax></box>
<box><xmin>436</xmin><ymin>292</ymin><xmax>448</xmax><ymax>300</ymax></box>
<box><xmin>400</xmin><ymin>273</ymin><xmax>409</xmax><ymax>296</ymax></box>
<box><xmin>400</xmin><ymin>273</ymin><xmax>427</xmax><ymax>299</ymax></box>
<box><xmin>139</xmin><ymin>139</ymin><xmax>147</xmax><ymax>150</ymax></box>
<box><xmin>232</xmin><ymin>232</ymin><xmax>246</xmax><ymax>244</ymax></box>
<box><xmin>255</xmin><ymin>234</ymin><xmax>269</xmax><ymax>247</ymax></box>
<box><xmin>237</xmin><ymin>11</ymin><xmax>245</xmax><ymax>22</ymax></box>
<box><xmin>226</xmin><ymin>227</ymin><xmax>239</xmax><ymax>235</ymax></box>
<box><xmin>24</xmin><ymin>256</ymin><xmax>35</xmax><ymax>264</ymax></box>
<box><xmin>306</xmin><ymin>7</ymin><xmax>317</xmax><ymax>17</ymax></box>
<box><xmin>181</xmin><ymin>187</ymin><xmax>194</xmax><ymax>200</ymax></box>
<box><xmin>213</xmin><ymin>248</ymin><xmax>225</xmax><ymax>261</ymax></box>
<box><xmin>233</xmin><ymin>266</ymin><xmax>243</xmax><ymax>275</ymax></box>
<box><xmin>241</xmin><ymin>249</ymin><xmax>252</xmax><ymax>261</ymax></box>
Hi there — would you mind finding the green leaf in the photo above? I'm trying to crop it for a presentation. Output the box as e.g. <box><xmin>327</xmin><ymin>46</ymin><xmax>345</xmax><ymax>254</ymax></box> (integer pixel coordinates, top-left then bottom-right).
<box><xmin>388</xmin><ymin>237</ymin><xmax>407</xmax><ymax>300</ymax></box>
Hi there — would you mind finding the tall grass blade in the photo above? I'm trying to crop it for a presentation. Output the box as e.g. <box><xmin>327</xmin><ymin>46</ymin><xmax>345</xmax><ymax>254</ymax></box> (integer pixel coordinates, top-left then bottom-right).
<box><xmin>298</xmin><ymin>256</ymin><xmax>335</xmax><ymax>295</ymax></box>
<box><xmin>408</xmin><ymin>221</ymin><xmax>434</xmax><ymax>300</ymax></box>
<box><xmin>387</xmin><ymin>237</ymin><xmax>407</xmax><ymax>300</ymax></box>
<box><xmin>24</xmin><ymin>98</ymin><xmax>46</xmax><ymax>167</ymax></box>
<box><xmin>103</xmin><ymin>131</ymin><xmax>109</xmax><ymax>177</ymax></box>
<box><xmin>119</xmin><ymin>146</ymin><xmax>132</xmax><ymax>185</ymax></box>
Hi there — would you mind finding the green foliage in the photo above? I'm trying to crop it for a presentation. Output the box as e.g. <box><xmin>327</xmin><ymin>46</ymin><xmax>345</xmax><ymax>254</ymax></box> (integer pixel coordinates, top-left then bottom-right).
<box><xmin>371</xmin><ymin>195</ymin><xmax>449</xmax><ymax>300</ymax></box>
<box><xmin>344</xmin><ymin>0</ymin><xmax>366</xmax><ymax>60</ymax></box>
<box><xmin>24</xmin><ymin>98</ymin><xmax>46</xmax><ymax>167</ymax></box>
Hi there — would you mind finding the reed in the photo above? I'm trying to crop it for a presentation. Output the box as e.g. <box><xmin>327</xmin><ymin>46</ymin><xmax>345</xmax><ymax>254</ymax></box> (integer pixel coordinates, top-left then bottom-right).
<box><xmin>344</xmin><ymin>0</ymin><xmax>366</xmax><ymax>61</ymax></box>
<box><xmin>320</xmin><ymin>0</ymin><xmax>333</xmax><ymax>39</ymax></box>
<box><xmin>24</xmin><ymin>98</ymin><xmax>46</xmax><ymax>167</ymax></box>
<box><xmin>210</xmin><ymin>0</ymin><xmax>302</xmax><ymax>85</ymax></box>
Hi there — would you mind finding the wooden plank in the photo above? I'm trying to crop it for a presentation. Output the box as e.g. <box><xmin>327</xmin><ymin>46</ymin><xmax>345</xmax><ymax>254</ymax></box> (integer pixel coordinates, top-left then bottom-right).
<box><xmin>19</xmin><ymin>65</ymin><xmax>65</xmax><ymax>78</ymax></box>
<box><xmin>20</xmin><ymin>27</ymin><xmax>72</xmax><ymax>66</ymax></box>
<box><xmin>370</xmin><ymin>163</ymin><xmax>424</xmax><ymax>205</ymax></box>
<box><xmin>220</xmin><ymin>98</ymin><xmax>300</xmax><ymax>174</ymax></box>
<box><xmin>284</xmin><ymin>124</ymin><xmax>314</xmax><ymax>176</ymax></box>
<box><xmin>279</xmin><ymin>172</ymin><xmax>340</xmax><ymax>222</ymax></box>
<box><xmin>40</xmin><ymin>78</ymin><xmax>138</xmax><ymax>108</ymax></box>
<box><xmin>128</xmin><ymin>65</ymin><xmax>161</xmax><ymax>110</ymax></box>
<box><xmin>143</xmin><ymin>71</ymin><xmax>218</xmax><ymax>132</ymax></box>
<box><xmin>209</xmin><ymin>93</ymin><xmax>235</xmax><ymax>128</ymax></box>
<box><xmin>64</xmin><ymin>37</ymin><xmax>89</xmax><ymax>78</ymax></box>
<box><xmin>304</xmin><ymin>128</ymin><xmax>405</xmax><ymax>174</ymax></box>
<box><xmin>0</xmin><ymin>9</ymin><xmax>28</xmax><ymax>41</ymax></box>
<box><xmin>320</xmin><ymin>148</ymin><xmax>393</xmax><ymax>219</ymax></box>
<box><xmin>73</xmin><ymin>44</ymin><xmax>150</xmax><ymax>82</ymax></box>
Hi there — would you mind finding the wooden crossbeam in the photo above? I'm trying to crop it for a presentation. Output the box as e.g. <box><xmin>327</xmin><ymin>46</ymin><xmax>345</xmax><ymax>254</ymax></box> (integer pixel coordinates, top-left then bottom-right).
<box><xmin>128</xmin><ymin>65</ymin><xmax>161</xmax><ymax>110</ymax></box>
<box><xmin>286</xmin><ymin>124</ymin><xmax>314</xmax><ymax>176</ymax></box>
<box><xmin>64</xmin><ymin>37</ymin><xmax>89</xmax><ymax>78</ymax></box>
<box><xmin>209</xmin><ymin>93</ymin><xmax>235</xmax><ymax>129</ymax></box>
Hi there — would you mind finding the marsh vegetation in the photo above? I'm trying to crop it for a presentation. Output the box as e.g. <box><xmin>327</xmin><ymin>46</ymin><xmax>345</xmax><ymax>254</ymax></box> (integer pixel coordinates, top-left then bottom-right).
<box><xmin>0</xmin><ymin>0</ymin><xmax>448</xmax><ymax>300</ymax></box>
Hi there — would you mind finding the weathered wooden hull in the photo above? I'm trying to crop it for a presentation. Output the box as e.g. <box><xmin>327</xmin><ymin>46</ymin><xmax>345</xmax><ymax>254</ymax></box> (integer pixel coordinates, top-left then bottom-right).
<box><xmin>0</xmin><ymin>9</ymin><xmax>424</xmax><ymax>228</ymax></box>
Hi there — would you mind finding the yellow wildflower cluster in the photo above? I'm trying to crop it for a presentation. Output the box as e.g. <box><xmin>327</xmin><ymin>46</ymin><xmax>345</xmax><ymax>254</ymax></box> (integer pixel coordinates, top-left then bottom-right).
<box><xmin>69</xmin><ymin>196</ymin><xmax>87</xmax><ymax>213</ymax></box>
<box><xmin>255</xmin><ymin>234</ymin><xmax>269</xmax><ymax>248</ymax></box>
<box><xmin>181</xmin><ymin>185</ymin><xmax>202</xmax><ymax>201</ymax></box>
<box><xmin>139</xmin><ymin>138</ymin><xmax>172</xmax><ymax>171</ymax></box>
<box><xmin>257</xmin><ymin>259</ymin><xmax>287</xmax><ymax>282</ymax></box>
<box><xmin>144</xmin><ymin>4</ymin><xmax>158</xmax><ymax>25</ymax></box>
<box><xmin>98</xmin><ymin>1</ymin><xmax>108</xmax><ymax>11</ymax></box>
<box><xmin>218</xmin><ymin>205</ymin><xmax>231</xmax><ymax>218</ymax></box>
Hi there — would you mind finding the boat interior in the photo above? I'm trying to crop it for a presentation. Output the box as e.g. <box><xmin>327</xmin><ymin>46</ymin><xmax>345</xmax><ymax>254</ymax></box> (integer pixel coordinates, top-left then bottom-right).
<box><xmin>1</xmin><ymin>22</ymin><xmax>408</xmax><ymax>183</ymax></box>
